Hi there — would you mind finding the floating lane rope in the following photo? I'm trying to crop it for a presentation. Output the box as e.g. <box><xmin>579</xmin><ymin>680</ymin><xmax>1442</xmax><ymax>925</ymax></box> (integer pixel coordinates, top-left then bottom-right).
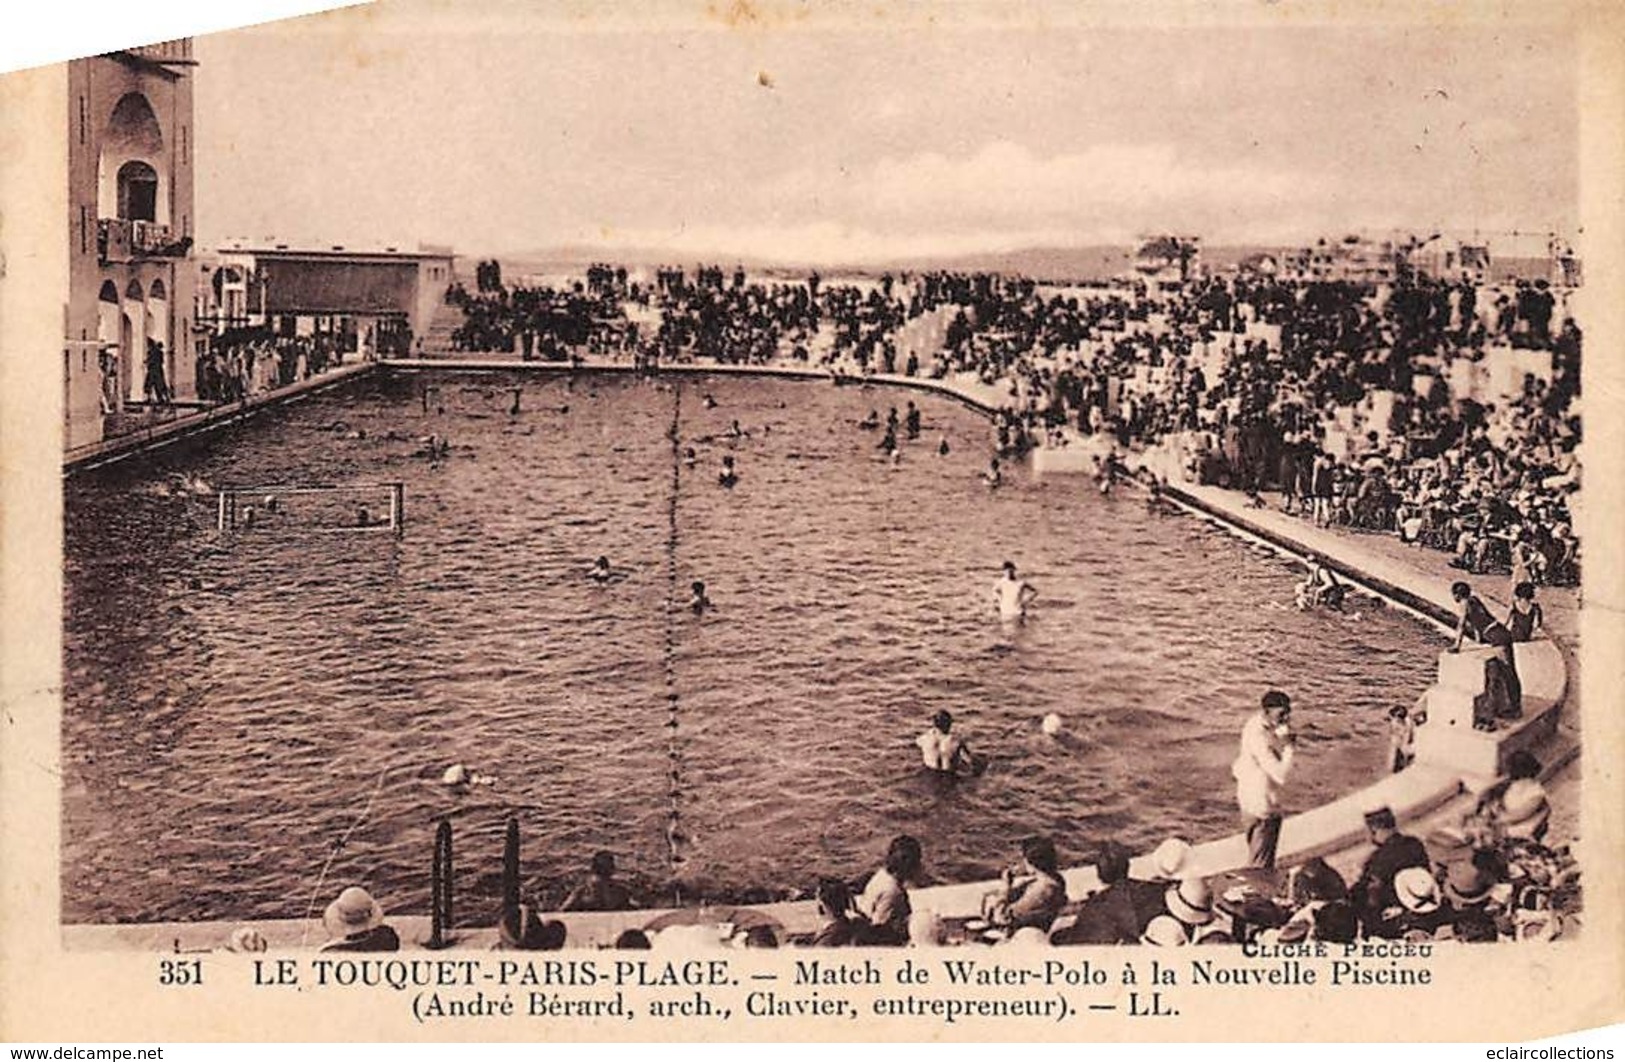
<box><xmin>662</xmin><ymin>379</ymin><xmax>685</xmax><ymax>905</ymax></box>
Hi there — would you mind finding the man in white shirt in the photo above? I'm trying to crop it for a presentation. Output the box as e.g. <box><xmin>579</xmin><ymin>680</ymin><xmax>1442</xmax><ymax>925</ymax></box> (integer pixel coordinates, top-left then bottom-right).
<box><xmin>1232</xmin><ymin>689</ymin><xmax>1295</xmax><ymax>868</ymax></box>
<box><xmin>993</xmin><ymin>561</ymin><xmax>1038</xmax><ymax>622</ymax></box>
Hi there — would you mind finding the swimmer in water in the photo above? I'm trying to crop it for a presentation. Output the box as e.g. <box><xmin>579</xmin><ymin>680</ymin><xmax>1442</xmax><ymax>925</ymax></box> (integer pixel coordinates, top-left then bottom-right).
<box><xmin>355</xmin><ymin>505</ymin><xmax>372</xmax><ymax>528</ymax></box>
<box><xmin>727</xmin><ymin>419</ymin><xmax>749</xmax><ymax>439</ymax></box>
<box><xmin>702</xmin><ymin>393</ymin><xmax>718</xmax><ymax>410</ymax></box>
<box><xmin>588</xmin><ymin>556</ymin><xmax>614</xmax><ymax>583</ymax></box>
<box><xmin>878</xmin><ymin>425</ymin><xmax>898</xmax><ymax>453</ymax></box>
<box><xmin>1295</xmin><ymin>555</ymin><xmax>1346</xmax><ymax>611</ymax></box>
<box><xmin>905</xmin><ymin>402</ymin><xmax>921</xmax><ymax>440</ymax></box>
<box><xmin>993</xmin><ymin>560</ymin><xmax>1038</xmax><ymax>622</ymax></box>
<box><xmin>939</xmin><ymin>436</ymin><xmax>951</xmax><ymax>456</ymax></box>
<box><xmin>689</xmin><ymin>580</ymin><xmax>713</xmax><ymax>615</ymax></box>
<box><xmin>916</xmin><ymin>710</ymin><xmax>977</xmax><ymax>776</ymax></box>
<box><xmin>859</xmin><ymin>410</ymin><xmax>880</xmax><ymax>430</ymax></box>
<box><xmin>683</xmin><ymin>447</ymin><xmax>699</xmax><ymax>468</ymax></box>
<box><xmin>719</xmin><ymin>455</ymin><xmax>739</xmax><ymax>489</ymax></box>
<box><xmin>983</xmin><ymin>457</ymin><xmax>1003</xmax><ymax>489</ymax></box>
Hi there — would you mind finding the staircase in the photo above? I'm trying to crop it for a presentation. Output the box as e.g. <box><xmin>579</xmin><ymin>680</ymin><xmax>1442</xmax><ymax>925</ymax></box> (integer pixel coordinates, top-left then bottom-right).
<box><xmin>417</xmin><ymin>300</ymin><xmax>463</xmax><ymax>357</ymax></box>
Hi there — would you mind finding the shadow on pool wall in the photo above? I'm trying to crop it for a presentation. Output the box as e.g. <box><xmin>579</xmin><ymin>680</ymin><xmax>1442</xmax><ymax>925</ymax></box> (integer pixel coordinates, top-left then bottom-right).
<box><xmin>59</xmin><ymin>358</ymin><xmax>1571</xmax><ymax>947</ymax></box>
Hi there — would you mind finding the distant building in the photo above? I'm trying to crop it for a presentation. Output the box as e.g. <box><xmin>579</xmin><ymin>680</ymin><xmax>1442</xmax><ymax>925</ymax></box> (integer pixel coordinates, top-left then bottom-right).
<box><xmin>1277</xmin><ymin>232</ymin><xmax>1580</xmax><ymax>289</ymax></box>
<box><xmin>57</xmin><ymin>39</ymin><xmax>201</xmax><ymax>452</ymax></box>
<box><xmin>1132</xmin><ymin>235</ymin><xmax>1202</xmax><ymax>285</ymax></box>
<box><xmin>1278</xmin><ymin>235</ymin><xmax>1398</xmax><ymax>284</ymax></box>
<box><xmin>200</xmin><ymin>243</ymin><xmax>455</xmax><ymax>356</ymax></box>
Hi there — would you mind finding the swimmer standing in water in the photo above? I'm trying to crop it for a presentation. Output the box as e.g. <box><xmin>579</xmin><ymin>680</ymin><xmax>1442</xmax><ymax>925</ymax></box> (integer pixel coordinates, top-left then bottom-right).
<box><xmin>689</xmin><ymin>580</ymin><xmax>713</xmax><ymax>615</ymax></box>
<box><xmin>718</xmin><ymin>455</ymin><xmax>739</xmax><ymax>489</ymax></box>
<box><xmin>993</xmin><ymin>560</ymin><xmax>1038</xmax><ymax>622</ymax></box>
<box><xmin>916</xmin><ymin>710</ymin><xmax>978</xmax><ymax>776</ymax></box>
<box><xmin>983</xmin><ymin>457</ymin><xmax>1003</xmax><ymax>489</ymax></box>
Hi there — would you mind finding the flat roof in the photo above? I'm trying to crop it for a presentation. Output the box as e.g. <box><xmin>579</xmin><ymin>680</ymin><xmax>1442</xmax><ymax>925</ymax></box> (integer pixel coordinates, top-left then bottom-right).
<box><xmin>218</xmin><ymin>247</ymin><xmax>455</xmax><ymax>262</ymax></box>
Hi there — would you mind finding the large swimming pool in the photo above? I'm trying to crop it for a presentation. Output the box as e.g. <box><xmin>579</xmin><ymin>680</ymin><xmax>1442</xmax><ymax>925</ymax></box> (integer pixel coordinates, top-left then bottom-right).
<box><xmin>63</xmin><ymin>370</ymin><xmax>1437</xmax><ymax>923</ymax></box>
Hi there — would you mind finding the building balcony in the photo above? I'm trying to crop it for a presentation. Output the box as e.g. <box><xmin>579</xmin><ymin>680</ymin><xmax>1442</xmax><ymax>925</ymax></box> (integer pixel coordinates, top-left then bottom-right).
<box><xmin>98</xmin><ymin>218</ymin><xmax>191</xmax><ymax>264</ymax></box>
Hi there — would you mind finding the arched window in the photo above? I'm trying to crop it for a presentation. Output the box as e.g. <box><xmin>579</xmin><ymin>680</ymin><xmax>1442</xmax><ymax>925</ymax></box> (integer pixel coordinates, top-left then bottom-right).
<box><xmin>98</xmin><ymin>280</ymin><xmax>120</xmax><ymax>304</ymax></box>
<box><xmin>99</xmin><ymin>93</ymin><xmax>165</xmax><ymax>224</ymax></box>
<box><xmin>117</xmin><ymin>161</ymin><xmax>159</xmax><ymax>222</ymax></box>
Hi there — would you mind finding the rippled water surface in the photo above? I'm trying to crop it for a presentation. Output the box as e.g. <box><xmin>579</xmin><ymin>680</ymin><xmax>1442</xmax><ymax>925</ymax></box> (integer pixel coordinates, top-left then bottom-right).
<box><xmin>63</xmin><ymin>371</ymin><xmax>1438</xmax><ymax>923</ymax></box>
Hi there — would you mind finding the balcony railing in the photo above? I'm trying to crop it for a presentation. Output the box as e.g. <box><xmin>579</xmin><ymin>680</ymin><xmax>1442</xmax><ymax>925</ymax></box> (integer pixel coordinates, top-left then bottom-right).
<box><xmin>98</xmin><ymin>218</ymin><xmax>190</xmax><ymax>263</ymax></box>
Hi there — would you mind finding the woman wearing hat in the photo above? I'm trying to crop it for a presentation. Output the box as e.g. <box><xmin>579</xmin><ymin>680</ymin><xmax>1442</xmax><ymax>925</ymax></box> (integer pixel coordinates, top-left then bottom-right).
<box><xmin>320</xmin><ymin>886</ymin><xmax>400</xmax><ymax>952</ymax></box>
<box><xmin>1367</xmin><ymin>867</ymin><xmax>1454</xmax><ymax>941</ymax></box>
<box><xmin>1163</xmin><ymin>877</ymin><xmax>1215</xmax><ymax>937</ymax></box>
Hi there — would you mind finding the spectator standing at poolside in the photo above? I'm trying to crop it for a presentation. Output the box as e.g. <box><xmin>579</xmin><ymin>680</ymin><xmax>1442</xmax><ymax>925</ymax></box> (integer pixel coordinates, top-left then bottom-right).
<box><xmin>1232</xmin><ymin>689</ymin><xmax>1295</xmax><ymax>869</ymax></box>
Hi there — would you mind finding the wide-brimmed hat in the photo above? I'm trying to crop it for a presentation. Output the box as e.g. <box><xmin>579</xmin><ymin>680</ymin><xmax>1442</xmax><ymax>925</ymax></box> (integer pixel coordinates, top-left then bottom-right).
<box><xmin>1165</xmin><ymin>877</ymin><xmax>1214</xmax><ymax>927</ymax></box>
<box><xmin>1443</xmin><ymin>862</ymin><xmax>1496</xmax><ymax>907</ymax></box>
<box><xmin>1499</xmin><ymin>780</ymin><xmax>1551</xmax><ymax>840</ymax></box>
<box><xmin>323</xmin><ymin>886</ymin><xmax>384</xmax><ymax>940</ymax></box>
<box><xmin>1394</xmin><ymin>868</ymin><xmax>1441</xmax><ymax>914</ymax></box>
<box><xmin>1141</xmin><ymin>915</ymin><xmax>1190</xmax><ymax>946</ymax></box>
<box><xmin>1151</xmin><ymin>838</ymin><xmax>1192</xmax><ymax>879</ymax></box>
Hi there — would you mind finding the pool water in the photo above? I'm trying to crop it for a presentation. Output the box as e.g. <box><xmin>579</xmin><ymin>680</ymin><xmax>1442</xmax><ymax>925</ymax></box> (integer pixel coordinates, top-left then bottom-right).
<box><xmin>62</xmin><ymin>371</ymin><xmax>1437</xmax><ymax>923</ymax></box>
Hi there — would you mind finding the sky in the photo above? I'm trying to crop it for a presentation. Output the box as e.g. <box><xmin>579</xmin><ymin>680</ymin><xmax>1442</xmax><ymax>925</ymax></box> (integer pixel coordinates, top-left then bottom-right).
<box><xmin>187</xmin><ymin>1</ymin><xmax>1582</xmax><ymax>263</ymax></box>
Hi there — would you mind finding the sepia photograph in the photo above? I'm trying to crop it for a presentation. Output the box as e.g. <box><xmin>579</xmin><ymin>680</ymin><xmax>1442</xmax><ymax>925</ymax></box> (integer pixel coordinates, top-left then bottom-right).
<box><xmin>1</xmin><ymin>0</ymin><xmax>1622</xmax><ymax>1045</ymax></box>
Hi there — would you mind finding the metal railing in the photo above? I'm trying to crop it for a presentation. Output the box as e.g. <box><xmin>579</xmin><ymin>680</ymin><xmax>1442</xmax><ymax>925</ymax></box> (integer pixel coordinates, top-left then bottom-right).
<box><xmin>97</xmin><ymin>218</ymin><xmax>185</xmax><ymax>263</ymax></box>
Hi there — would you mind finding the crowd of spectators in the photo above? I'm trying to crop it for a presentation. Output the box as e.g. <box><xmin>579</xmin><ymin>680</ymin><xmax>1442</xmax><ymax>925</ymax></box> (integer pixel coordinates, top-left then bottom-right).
<box><xmin>296</xmin><ymin>741</ymin><xmax>1576</xmax><ymax>952</ymax></box>
<box><xmin>447</xmin><ymin>259</ymin><xmax>1580</xmax><ymax>582</ymax></box>
<box><xmin>195</xmin><ymin>330</ymin><xmax>345</xmax><ymax>404</ymax></box>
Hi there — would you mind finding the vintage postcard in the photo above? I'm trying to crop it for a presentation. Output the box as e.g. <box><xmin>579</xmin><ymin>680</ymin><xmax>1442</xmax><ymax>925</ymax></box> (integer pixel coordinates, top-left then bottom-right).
<box><xmin>1</xmin><ymin>0</ymin><xmax>1622</xmax><ymax>1045</ymax></box>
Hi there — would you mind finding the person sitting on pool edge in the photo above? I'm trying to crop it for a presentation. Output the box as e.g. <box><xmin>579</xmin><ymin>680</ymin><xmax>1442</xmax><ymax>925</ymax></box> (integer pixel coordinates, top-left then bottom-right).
<box><xmin>1449</xmin><ymin>580</ymin><xmax>1521</xmax><ymax>725</ymax></box>
<box><xmin>320</xmin><ymin>886</ymin><xmax>400</xmax><ymax>952</ymax></box>
<box><xmin>983</xmin><ymin>835</ymin><xmax>1068</xmax><ymax>933</ymax></box>
<box><xmin>916</xmin><ymin>710</ymin><xmax>978</xmax><ymax>776</ymax></box>
<box><xmin>857</xmin><ymin>835</ymin><xmax>923</xmax><ymax>945</ymax></box>
<box><xmin>809</xmin><ymin>877</ymin><xmax>868</xmax><ymax>947</ymax></box>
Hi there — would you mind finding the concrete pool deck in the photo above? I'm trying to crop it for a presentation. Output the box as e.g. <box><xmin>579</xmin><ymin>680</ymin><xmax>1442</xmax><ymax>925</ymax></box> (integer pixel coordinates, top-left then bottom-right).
<box><xmin>60</xmin><ymin>354</ymin><xmax>1578</xmax><ymax>950</ymax></box>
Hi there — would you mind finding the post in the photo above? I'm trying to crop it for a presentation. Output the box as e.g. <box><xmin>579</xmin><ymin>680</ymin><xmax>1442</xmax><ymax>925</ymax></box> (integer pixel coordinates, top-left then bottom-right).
<box><xmin>216</xmin><ymin>490</ymin><xmax>227</xmax><ymax>533</ymax></box>
<box><xmin>391</xmin><ymin>483</ymin><xmax>404</xmax><ymax>536</ymax></box>
<box><xmin>425</xmin><ymin>817</ymin><xmax>454</xmax><ymax>949</ymax></box>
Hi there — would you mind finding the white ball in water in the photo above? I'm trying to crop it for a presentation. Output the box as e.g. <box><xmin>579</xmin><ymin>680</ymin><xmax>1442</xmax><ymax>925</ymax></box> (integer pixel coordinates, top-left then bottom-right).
<box><xmin>1041</xmin><ymin>713</ymin><xmax>1063</xmax><ymax>736</ymax></box>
